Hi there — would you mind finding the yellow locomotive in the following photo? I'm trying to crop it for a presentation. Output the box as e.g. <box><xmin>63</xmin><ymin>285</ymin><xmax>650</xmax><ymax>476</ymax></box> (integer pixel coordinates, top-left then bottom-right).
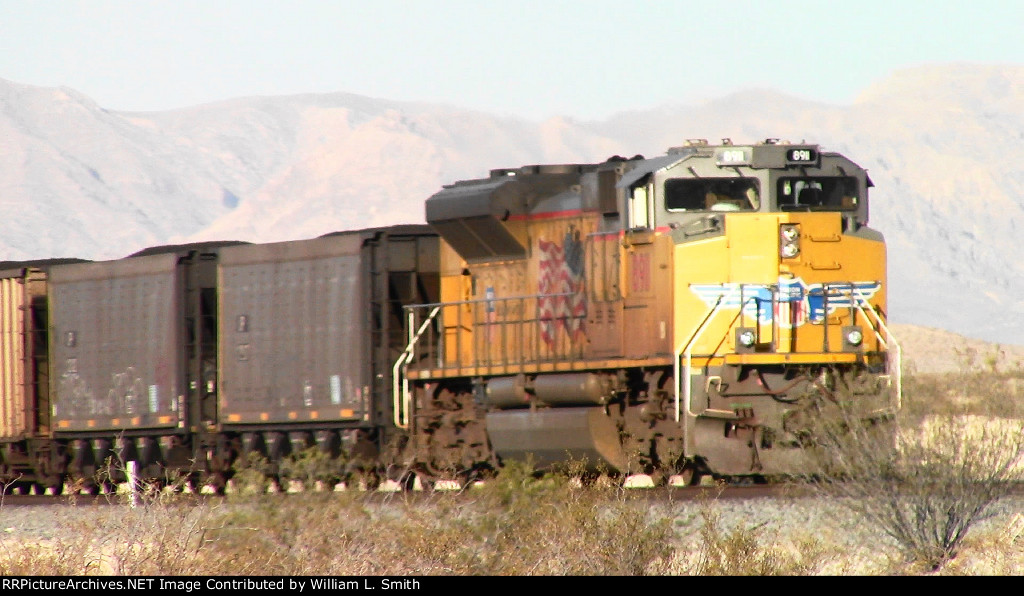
<box><xmin>398</xmin><ymin>138</ymin><xmax>900</xmax><ymax>483</ymax></box>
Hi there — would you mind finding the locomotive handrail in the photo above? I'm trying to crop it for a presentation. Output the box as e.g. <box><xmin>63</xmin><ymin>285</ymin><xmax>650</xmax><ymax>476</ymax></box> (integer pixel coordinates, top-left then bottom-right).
<box><xmin>402</xmin><ymin>292</ymin><xmax>576</xmax><ymax>311</ymax></box>
<box><xmin>673</xmin><ymin>286</ymin><xmax>743</xmax><ymax>423</ymax></box>
<box><xmin>394</xmin><ymin>291</ymin><xmax>580</xmax><ymax>429</ymax></box>
<box><xmin>393</xmin><ymin>305</ymin><xmax>441</xmax><ymax>430</ymax></box>
<box><xmin>399</xmin><ymin>292</ymin><xmax>579</xmax><ymax>366</ymax></box>
<box><xmin>672</xmin><ymin>285</ymin><xmax>903</xmax><ymax>425</ymax></box>
<box><xmin>851</xmin><ymin>294</ymin><xmax>903</xmax><ymax>414</ymax></box>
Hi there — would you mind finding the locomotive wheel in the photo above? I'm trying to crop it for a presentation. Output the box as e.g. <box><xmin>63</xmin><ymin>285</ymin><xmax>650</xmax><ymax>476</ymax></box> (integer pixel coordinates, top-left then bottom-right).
<box><xmin>412</xmin><ymin>386</ymin><xmax>493</xmax><ymax>488</ymax></box>
<box><xmin>388</xmin><ymin>467</ymin><xmax>420</xmax><ymax>491</ymax></box>
<box><xmin>672</xmin><ymin>467</ymin><xmax>695</xmax><ymax>487</ymax></box>
<box><xmin>669</xmin><ymin>458</ymin><xmax>712</xmax><ymax>487</ymax></box>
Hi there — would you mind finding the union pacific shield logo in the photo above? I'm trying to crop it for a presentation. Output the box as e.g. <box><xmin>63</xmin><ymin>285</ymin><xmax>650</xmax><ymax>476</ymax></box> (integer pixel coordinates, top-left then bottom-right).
<box><xmin>689</xmin><ymin>278</ymin><xmax>881</xmax><ymax>329</ymax></box>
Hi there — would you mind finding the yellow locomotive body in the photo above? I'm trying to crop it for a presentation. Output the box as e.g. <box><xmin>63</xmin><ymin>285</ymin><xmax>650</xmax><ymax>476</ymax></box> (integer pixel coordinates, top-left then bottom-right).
<box><xmin>401</xmin><ymin>140</ymin><xmax>899</xmax><ymax>482</ymax></box>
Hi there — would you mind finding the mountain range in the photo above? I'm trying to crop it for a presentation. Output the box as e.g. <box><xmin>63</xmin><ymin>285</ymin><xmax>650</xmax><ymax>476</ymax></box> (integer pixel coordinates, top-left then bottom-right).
<box><xmin>0</xmin><ymin>63</ymin><xmax>1020</xmax><ymax>345</ymax></box>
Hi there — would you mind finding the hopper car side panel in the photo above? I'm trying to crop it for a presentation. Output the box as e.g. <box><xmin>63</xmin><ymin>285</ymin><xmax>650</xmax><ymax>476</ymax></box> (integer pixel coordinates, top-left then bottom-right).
<box><xmin>49</xmin><ymin>254</ymin><xmax>186</xmax><ymax>432</ymax></box>
<box><xmin>217</xmin><ymin>234</ymin><xmax>371</xmax><ymax>427</ymax></box>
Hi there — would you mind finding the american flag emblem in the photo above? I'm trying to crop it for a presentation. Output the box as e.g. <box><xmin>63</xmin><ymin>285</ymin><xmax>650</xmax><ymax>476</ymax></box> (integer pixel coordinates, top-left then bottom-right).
<box><xmin>538</xmin><ymin>229</ymin><xmax>586</xmax><ymax>346</ymax></box>
<box><xmin>690</xmin><ymin>278</ymin><xmax>881</xmax><ymax>329</ymax></box>
<box><xmin>774</xmin><ymin>278</ymin><xmax>807</xmax><ymax>328</ymax></box>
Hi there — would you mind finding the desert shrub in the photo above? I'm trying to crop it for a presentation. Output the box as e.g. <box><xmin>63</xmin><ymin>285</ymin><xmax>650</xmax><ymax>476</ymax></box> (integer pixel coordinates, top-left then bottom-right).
<box><xmin>458</xmin><ymin>462</ymin><xmax>675</xmax><ymax>575</ymax></box>
<box><xmin>0</xmin><ymin>493</ymin><xmax>234</xmax><ymax>575</ymax></box>
<box><xmin>802</xmin><ymin>382</ymin><xmax>1024</xmax><ymax>571</ymax></box>
<box><xmin>205</xmin><ymin>461</ymin><xmax>676</xmax><ymax>575</ymax></box>
<box><xmin>690</xmin><ymin>505</ymin><xmax>836</xmax><ymax>575</ymax></box>
<box><xmin>278</xmin><ymin>446</ymin><xmax>346</xmax><ymax>490</ymax></box>
<box><xmin>230</xmin><ymin>451</ymin><xmax>275</xmax><ymax>495</ymax></box>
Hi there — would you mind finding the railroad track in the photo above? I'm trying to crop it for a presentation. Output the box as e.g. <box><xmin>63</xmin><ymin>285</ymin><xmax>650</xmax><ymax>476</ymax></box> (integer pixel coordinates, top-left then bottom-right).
<box><xmin>6</xmin><ymin>474</ymin><xmax>1024</xmax><ymax>507</ymax></box>
<box><xmin>0</xmin><ymin>479</ymin><xmax>795</xmax><ymax>507</ymax></box>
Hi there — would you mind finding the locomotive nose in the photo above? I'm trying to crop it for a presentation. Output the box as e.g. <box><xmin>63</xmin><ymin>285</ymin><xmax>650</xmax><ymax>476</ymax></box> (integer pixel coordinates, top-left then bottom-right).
<box><xmin>718</xmin><ymin>211</ymin><xmax>886</xmax><ymax>357</ymax></box>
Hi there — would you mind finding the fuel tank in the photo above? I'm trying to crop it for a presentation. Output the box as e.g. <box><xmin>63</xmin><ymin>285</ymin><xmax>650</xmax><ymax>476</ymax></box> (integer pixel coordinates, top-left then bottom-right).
<box><xmin>485</xmin><ymin>407</ymin><xmax>626</xmax><ymax>471</ymax></box>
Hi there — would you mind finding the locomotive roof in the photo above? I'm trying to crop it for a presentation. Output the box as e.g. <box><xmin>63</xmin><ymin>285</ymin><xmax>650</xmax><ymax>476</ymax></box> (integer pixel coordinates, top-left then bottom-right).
<box><xmin>616</xmin><ymin>152</ymin><xmax>695</xmax><ymax>190</ymax></box>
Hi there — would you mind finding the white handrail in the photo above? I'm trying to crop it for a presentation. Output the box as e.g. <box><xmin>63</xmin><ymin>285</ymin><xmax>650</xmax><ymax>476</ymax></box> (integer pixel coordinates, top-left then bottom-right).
<box><xmin>392</xmin><ymin>305</ymin><xmax>441</xmax><ymax>430</ymax></box>
<box><xmin>672</xmin><ymin>284</ymin><xmax>902</xmax><ymax>424</ymax></box>
<box><xmin>851</xmin><ymin>294</ymin><xmax>903</xmax><ymax>414</ymax></box>
<box><xmin>673</xmin><ymin>286</ymin><xmax>740</xmax><ymax>423</ymax></box>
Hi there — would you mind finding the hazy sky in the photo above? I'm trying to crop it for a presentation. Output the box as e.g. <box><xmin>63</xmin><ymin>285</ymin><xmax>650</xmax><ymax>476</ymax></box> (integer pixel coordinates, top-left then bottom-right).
<box><xmin>1</xmin><ymin>0</ymin><xmax>1019</xmax><ymax>120</ymax></box>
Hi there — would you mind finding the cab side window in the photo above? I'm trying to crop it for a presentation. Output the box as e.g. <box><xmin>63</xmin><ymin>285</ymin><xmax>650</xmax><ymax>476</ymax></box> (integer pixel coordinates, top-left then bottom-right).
<box><xmin>665</xmin><ymin>178</ymin><xmax>759</xmax><ymax>212</ymax></box>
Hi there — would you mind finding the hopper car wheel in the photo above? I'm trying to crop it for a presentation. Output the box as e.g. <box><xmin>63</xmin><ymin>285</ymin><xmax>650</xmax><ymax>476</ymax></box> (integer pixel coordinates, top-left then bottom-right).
<box><xmin>37</xmin><ymin>478</ymin><xmax>64</xmax><ymax>496</ymax></box>
<box><xmin>204</xmin><ymin>472</ymin><xmax>228</xmax><ymax>495</ymax></box>
<box><xmin>345</xmin><ymin>468</ymin><xmax>381</xmax><ymax>492</ymax></box>
<box><xmin>266</xmin><ymin>476</ymin><xmax>284</xmax><ymax>494</ymax></box>
<box><xmin>182</xmin><ymin>473</ymin><xmax>203</xmax><ymax>494</ymax></box>
<box><xmin>4</xmin><ymin>480</ymin><xmax>33</xmax><ymax>495</ymax></box>
<box><xmin>67</xmin><ymin>474</ymin><xmax>99</xmax><ymax>495</ymax></box>
<box><xmin>97</xmin><ymin>478</ymin><xmax>116</xmax><ymax>495</ymax></box>
<box><xmin>0</xmin><ymin>465</ymin><xmax>20</xmax><ymax>493</ymax></box>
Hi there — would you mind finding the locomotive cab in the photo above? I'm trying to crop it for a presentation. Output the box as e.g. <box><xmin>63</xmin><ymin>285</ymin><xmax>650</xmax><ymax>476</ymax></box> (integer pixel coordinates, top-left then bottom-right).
<box><xmin>619</xmin><ymin>140</ymin><xmax>871</xmax><ymax>233</ymax></box>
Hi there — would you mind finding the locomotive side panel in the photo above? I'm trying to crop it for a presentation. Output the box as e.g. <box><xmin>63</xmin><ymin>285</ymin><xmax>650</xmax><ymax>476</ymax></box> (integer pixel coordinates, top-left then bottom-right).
<box><xmin>462</xmin><ymin>214</ymin><xmax>597</xmax><ymax>368</ymax></box>
<box><xmin>621</xmin><ymin>233</ymin><xmax>674</xmax><ymax>359</ymax></box>
<box><xmin>583</xmin><ymin>231</ymin><xmax>623</xmax><ymax>358</ymax></box>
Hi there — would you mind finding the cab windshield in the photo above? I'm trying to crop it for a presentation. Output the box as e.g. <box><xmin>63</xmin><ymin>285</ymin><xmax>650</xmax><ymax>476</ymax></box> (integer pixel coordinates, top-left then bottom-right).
<box><xmin>777</xmin><ymin>176</ymin><xmax>858</xmax><ymax>211</ymax></box>
<box><xmin>664</xmin><ymin>177</ymin><xmax>760</xmax><ymax>212</ymax></box>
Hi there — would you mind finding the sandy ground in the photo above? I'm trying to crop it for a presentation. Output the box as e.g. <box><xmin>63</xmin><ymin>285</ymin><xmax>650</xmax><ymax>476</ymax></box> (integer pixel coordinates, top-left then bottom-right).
<box><xmin>891</xmin><ymin>324</ymin><xmax>1024</xmax><ymax>375</ymax></box>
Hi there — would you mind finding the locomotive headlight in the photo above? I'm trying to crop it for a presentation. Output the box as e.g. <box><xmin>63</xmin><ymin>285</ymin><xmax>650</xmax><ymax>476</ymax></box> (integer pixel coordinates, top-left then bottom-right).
<box><xmin>735</xmin><ymin>327</ymin><xmax>760</xmax><ymax>353</ymax></box>
<box><xmin>779</xmin><ymin>224</ymin><xmax>801</xmax><ymax>259</ymax></box>
<box><xmin>846</xmin><ymin>328</ymin><xmax>864</xmax><ymax>346</ymax></box>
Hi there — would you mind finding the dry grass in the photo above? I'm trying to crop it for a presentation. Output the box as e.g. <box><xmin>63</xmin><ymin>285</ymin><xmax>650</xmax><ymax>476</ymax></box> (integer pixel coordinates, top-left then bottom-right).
<box><xmin>0</xmin><ymin>462</ymin><xmax>679</xmax><ymax>576</ymax></box>
<box><xmin>1</xmin><ymin>456</ymin><xmax>1022</xmax><ymax>575</ymax></box>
